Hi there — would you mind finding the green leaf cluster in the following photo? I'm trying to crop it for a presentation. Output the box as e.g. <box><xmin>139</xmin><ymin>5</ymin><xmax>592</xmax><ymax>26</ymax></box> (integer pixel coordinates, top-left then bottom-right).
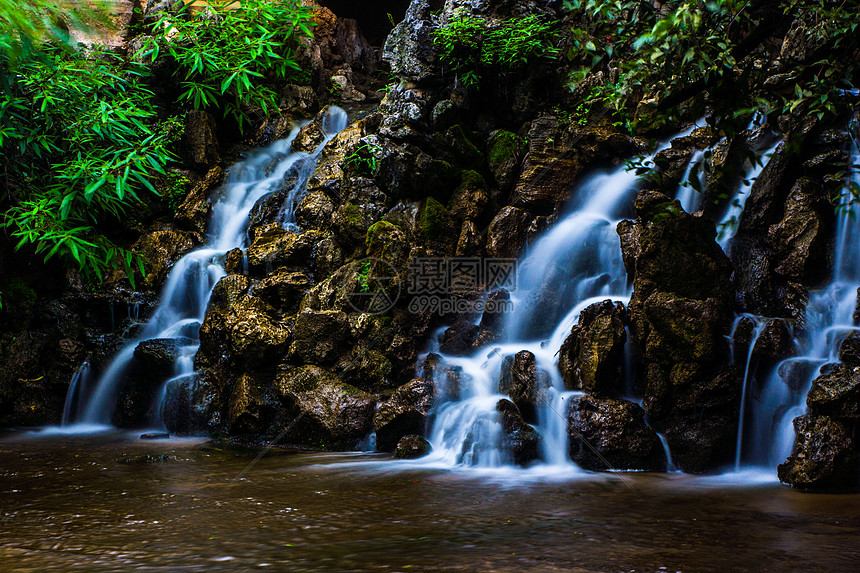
<box><xmin>137</xmin><ymin>0</ymin><xmax>315</xmax><ymax>131</ymax></box>
<box><xmin>1</xmin><ymin>44</ymin><xmax>177</xmax><ymax>284</ymax></box>
<box><xmin>433</xmin><ymin>12</ymin><xmax>560</xmax><ymax>88</ymax></box>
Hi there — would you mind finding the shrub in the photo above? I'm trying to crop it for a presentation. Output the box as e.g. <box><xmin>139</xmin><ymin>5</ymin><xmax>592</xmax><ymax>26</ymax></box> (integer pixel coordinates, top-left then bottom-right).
<box><xmin>137</xmin><ymin>0</ymin><xmax>315</xmax><ymax>131</ymax></box>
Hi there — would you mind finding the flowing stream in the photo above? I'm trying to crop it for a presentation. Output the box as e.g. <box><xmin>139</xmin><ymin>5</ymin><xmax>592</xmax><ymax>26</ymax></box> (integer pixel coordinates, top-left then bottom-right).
<box><xmin>732</xmin><ymin>126</ymin><xmax>860</xmax><ymax>467</ymax></box>
<box><xmin>63</xmin><ymin>107</ymin><xmax>348</xmax><ymax>428</ymax></box>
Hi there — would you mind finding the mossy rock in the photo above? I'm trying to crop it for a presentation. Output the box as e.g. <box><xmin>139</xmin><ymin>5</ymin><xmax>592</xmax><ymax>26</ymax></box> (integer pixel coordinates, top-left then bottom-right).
<box><xmin>487</xmin><ymin>130</ymin><xmax>519</xmax><ymax>166</ymax></box>
<box><xmin>419</xmin><ymin>197</ymin><xmax>453</xmax><ymax>244</ymax></box>
<box><xmin>445</xmin><ymin>125</ymin><xmax>484</xmax><ymax>170</ymax></box>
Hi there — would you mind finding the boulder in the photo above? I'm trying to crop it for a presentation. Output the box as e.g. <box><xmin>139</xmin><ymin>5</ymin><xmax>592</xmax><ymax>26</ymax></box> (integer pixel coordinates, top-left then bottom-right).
<box><xmin>778</xmin><ymin>414</ymin><xmax>860</xmax><ymax>491</ymax></box>
<box><xmin>498</xmin><ymin>350</ymin><xmax>551</xmax><ymax>423</ymax></box>
<box><xmin>806</xmin><ymin>364</ymin><xmax>860</xmax><ymax>420</ymax></box>
<box><xmin>181</xmin><ymin>110</ymin><xmax>220</xmax><ymax>171</ymax></box>
<box><xmin>253</xmin><ymin>269</ymin><xmax>310</xmax><ymax>313</ymax></box>
<box><xmin>751</xmin><ymin>318</ymin><xmax>795</xmax><ymax>363</ymax></box>
<box><xmin>246</xmin><ymin>225</ymin><xmax>323</xmax><ymax>274</ymax></box>
<box><xmin>394</xmin><ymin>434</ymin><xmax>432</xmax><ymax>459</ymax></box>
<box><xmin>496</xmin><ymin>399</ymin><xmax>541</xmax><ymax>466</ymax></box>
<box><xmin>566</xmin><ymin>394</ymin><xmax>667</xmax><ymax>472</ymax></box>
<box><xmin>382</xmin><ymin>0</ymin><xmax>439</xmax><ymax>84</ymax></box>
<box><xmin>558</xmin><ymin>300</ymin><xmax>627</xmax><ymax>396</ymax></box>
<box><xmin>486</xmin><ymin>206</ymin><xmax>532</xmax><ymax>259</ymax></box>
<box><xmin>133</xmin><ymin>338</ymin><xmax>183</xmax><ymax>380</ymax></box>
<box><xmin>288</xmin><ymin>310</ymin><xmax>352</xmax><ymax>365</ymax></box>
<box><xmin>276</xmin><ymin>366</ymin><xmax>377</xmax><ymax>449</ymax></box>
<box><xmin>373</xmin><ymin>378</ymin><xmax>435</xmax><ymax>451</ymax></box>
<box><xmin>839</xmin><ymin>332</ymin><xmax>860</xmax><ymax>366</ymax></box>
<box><xmin>131</xmin><ymin>229</ymin><xmax>198</xmax><ymax>289</ymax></box>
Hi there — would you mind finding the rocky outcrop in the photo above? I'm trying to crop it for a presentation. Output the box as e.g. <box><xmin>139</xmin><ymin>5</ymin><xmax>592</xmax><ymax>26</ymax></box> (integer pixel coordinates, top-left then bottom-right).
<box><xmin>373</xmin><ymin>378</ymin><xmax>435</xmax><ymax>451</ymax></box>
<box><xmin>778</xmin><ymin>415</ymin><xmax>860</xmax><ymax>491</ymax></box>
<box><xmin>395</xmin><ymin>434</ymin><xmax>432</xmax><ymax>459</ymax></box>
<box><xmin>618</xmin><ymin>189</ymin><xmax>739</xmax><ymax>473</ymax></box>
<box><xmin>566</xmin><ymin>394</ymin><xmax>667</xmax><ymax>472</ymax></box>
<box><xmin>496</xmin><ymin>399</ymin><xmax>541</xmax><ymax>466</ymax></box>
<box><xmin>558</xmin><ymin>300</ymin><xmax>627</xmax><ymax>397</ymax></box>
<box><xmin>498</xmin><ymin>350</ymin><xmax>551</xmax><ymax>423</ymax></box>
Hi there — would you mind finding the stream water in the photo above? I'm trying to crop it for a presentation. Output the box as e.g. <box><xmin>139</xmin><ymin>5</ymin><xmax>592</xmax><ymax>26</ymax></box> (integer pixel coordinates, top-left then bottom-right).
<box><xmin>2</xmin><ymin>431</ymin><xmax>859</xmax><ymax>572</ymax></box>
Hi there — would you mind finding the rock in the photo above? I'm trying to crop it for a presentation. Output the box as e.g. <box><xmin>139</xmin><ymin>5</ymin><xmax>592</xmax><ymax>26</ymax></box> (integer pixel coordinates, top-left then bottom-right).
<box><xmin>228</xmin><ymin>372</ymin><xmax>277</xmax><ymax>435</ymax></box>
<box><xmin>767</xmin><ymin>178</ymin><xmax>831</xmax><ymax>282</ymax></box>
<box><xmin>777</xmin><ymin>358</ymin><xmax>819</xmax><ymax>392</ymax></box>
<box><xmin>498</xmin><ymin>350</ymin><xmax>551</xmax><ymax>423</ymax></box>
<box><xmin>162</xmin><ymin>372</ymin><xmax>219</xmax><ymax>435</ymax></box>
<box><xmin>394</xmin><ymin>434</ymin><xmax>432</xmax><ymax>459</ymax></box>
<box><xmin>487</xmin><ymin>130</ymin><xmax>522</xmax><ymax>195</ymax></box>
<box><xmin>140</xmin><ymin>432</ymin><xmax>170</xmax><ymax>440</ymax></box>
<box><xmin>778</xmin><ymin>414</ymin><xmax>860</xmax><ymax>491</ymax></box>
<box><xmin>288</xmin><ymin>310</ymin><xmax>352</xmax><ymax>365</ymax></box>
<box><xmin>132</xmin><ymin>229</ymin><xmax>198</xmax><ymax>289</ymax></box>
<box><xmin>620</xmin><ymin>189</ymin><xmax>739</xmax><ymax>472</ymax></box>
<box><xmin>280</xmin><ymin>84</ymin><xmax>318</xmax><ymax>114</ymax></box>
<box><xmin>133</xmin><ymin>338</ymin><xmax>183</xmax><ymax>380</ymax></box>
<box><xmin>181</xmin><ymin>110</ymin><xmax>220</xmax><ymax>171</ymax></box>
<box><xmin>566</xmin><ymin>394</ymin><xmax>667</xmax><ymax>472</ymax></box>
<box><xmin>448</xmin><ymin>170</ymin><xmax>489</xmax><ymax>221</ymax></box>
<box><xmin>806</xmin><ymin>364</ymin><xmax>860</xmax><ymax>420</ymax></box>
<box><xmin>223</xmin><ymin>248</ymin><xmax>245</xmax><ymax>275</ymax></box>
<box><xmin>558</xmin><ymin>300</ymin><xmax>627</xmax><ymax>396</ymax></box>
<box><xmin>373</xmin><ymin>378</ymin><xmax>435</xmax><ymax>451</ymax></box>
<box><xmin>253</xmin><ymin>270</ymin><xmax>310</xmax><ymax>313</ymax></box>
<box><xmin>246</xmin><ymin>225</ymin><xmax>323</xmax><ymax>274</ymax></box>
<box><xmin>496</xmin><ymin>399</ymin><xmax>541</xmax><ymax>466</ymax></box>
<box><xmin>839</xmin><ymin>332</ymin><xmax>860</xmax><ymax>366</ymax></box>
<box><xmin>751</xmin><ymin>319</ymin><xmax>795</xmax><ymax>363</ymax></box>
<box><xmin>174</xmin><ymin>166</ymin><xmax>222</xmax><ymax>233</ymax></box>
<box><xmin>439</xmin><ymin>318</ymin><xmax>480</xmax><ymax>356</ymax></box>
<box><xmin>382</xmin><ymin>0</ymin><xmax>439</xmax><ymax>84</ymax></box>
<box><xmin>486</xmin><ymin>206</ymin><xmax>532</xmax><ymax>259</ymax></box>
<box><xmin>276</xmin><ymin>366</ymin><xmax>377</xmax><ymax>449</ymax></box>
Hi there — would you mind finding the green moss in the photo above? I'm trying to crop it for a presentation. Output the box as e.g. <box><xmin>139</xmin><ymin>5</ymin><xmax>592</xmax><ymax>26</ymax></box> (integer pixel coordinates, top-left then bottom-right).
<box><xmin>419</xmin><ymin>197</ymin><xmax>450</xmax><ymax>242</ymax></box>
<box><xmin>457</xmin><ymin>169</ymin><xmax>487</xmax><ymax>192</ymax></box>
<box><xmin>487</xmin><ymin>130</ymin><xmax>519</xmax><ymax>167</ymax></box>
<box><xmin>342</xmin><ymin>203</ymin><xmax>363</xmax><ymax>225</ymax></box>
<box><xmin>447</xmin><ymin>125</ymin><xmax>483</xmax><ymax>168</ymax></box>
<box><xmin>365</xmin><ymin>221</ymin><xmax>398</xmax><ymax>249</ymax></box>
<box><xmin>420</xmin><ymin>159</ymin><xmax>457</xmax><ymax>200</ymax></box>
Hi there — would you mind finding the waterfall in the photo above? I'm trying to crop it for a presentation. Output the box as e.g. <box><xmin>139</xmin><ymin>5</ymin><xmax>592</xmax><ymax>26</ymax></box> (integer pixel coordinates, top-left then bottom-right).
<box><xmin>675</xmin><ymin>149</ymin><xmax>705</xmax><ymax>213</ymax></box>
<box><xmin>65</xmin><ymin>107</ymin><xmax>349</xmax><ymax>428</ymax></box>
<box><xmin>734</xmin><ymin>127</ymin><xmax>860</xmax><ymax>468</ymax></box>
<box><xmin>420</xmin><ymin>147</ymin><xmax>663</xmax><ymax>469</ymax></box>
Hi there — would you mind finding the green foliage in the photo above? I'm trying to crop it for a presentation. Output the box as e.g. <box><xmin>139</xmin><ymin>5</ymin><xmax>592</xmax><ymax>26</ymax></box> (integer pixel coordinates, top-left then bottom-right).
<box><xmin>0</xmin><ymin>0</ymin><xmax>106</xmax><ymax>64</ymax></box>
<box><xmin>433</xmin><ymin>12</ymin><xmax>560</xmax><ymax>88</ymax></box>
<box><xmin>1</xmin><ymin>44</ymin><xmax>176</xmax><ymax>285</ymax></box>
<box><xmin>563</xmin><ymin>0</ymin><xmax>859</xmax><ymax>133</ymax></box>
<box><xmin>137</xmin><ymin>0</ymin><xmax>315</xmax><ymax>131</ymax></box>
<box><xmin>346</xmin><ymin>143</ymin><xmax>382</xmax><ymax>177</ymax></box>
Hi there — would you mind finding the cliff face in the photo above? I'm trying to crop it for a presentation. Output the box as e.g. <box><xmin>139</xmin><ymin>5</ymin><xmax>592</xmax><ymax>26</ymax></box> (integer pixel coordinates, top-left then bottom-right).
<box><xmin>2</xmin><ymin>0</ymin><xmax>859</xmax><ymax>489</ymax></box>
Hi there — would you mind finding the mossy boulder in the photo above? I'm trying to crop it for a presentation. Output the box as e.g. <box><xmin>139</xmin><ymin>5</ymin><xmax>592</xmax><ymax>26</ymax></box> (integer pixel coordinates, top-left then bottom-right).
<box><xmin>778</xmin><ymin>414</ymin><xmax>860</xmax><ymax>492</ymax></box>
<box><xmin>558</xmin><ymin>300</ymin><xmax>628</xmax><ymax>397</ymax></box>
<box><xmin>373</xmin><ymin>378</ymin><xmax>435</xmax><ymax>451</ymax></box>
<box><xmin>449</xmin><ymin>170</ymin><xmax>489</xmax><ymax>221</ymax></box>
<box><xmin>498</xmin><ymin>350</ymin><xmax>551</xmax><ymax>424</ymax></box>
<box><xmin>288</xmin><ymin>310</ymin><xmax>352</xmax><ymax>366</ymax></box>
<box><xmin>487</xmin><ymin>129</ymin><xmax>521</xmax><ymax>194</ymax></box>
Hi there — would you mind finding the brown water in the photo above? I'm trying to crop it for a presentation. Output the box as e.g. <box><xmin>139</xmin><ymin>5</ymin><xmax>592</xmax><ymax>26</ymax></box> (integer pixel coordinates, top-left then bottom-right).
<box><xmin>1</xmin><ymin>430</ymin><xmax>859</xmax><ymax>572</ymax></box>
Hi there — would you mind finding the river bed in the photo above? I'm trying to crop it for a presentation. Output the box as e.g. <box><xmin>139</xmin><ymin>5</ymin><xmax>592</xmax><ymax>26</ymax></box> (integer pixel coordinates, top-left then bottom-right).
<box><xmin>1</xmin><ymin>430</ymin><xmax>858</xmax><ymax>572</ymax></box>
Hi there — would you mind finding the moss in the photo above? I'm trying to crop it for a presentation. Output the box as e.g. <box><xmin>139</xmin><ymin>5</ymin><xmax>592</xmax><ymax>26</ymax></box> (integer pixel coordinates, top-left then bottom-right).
<box><xmin>446</xmin><ymin>124</ymin><xmax>483</xmax><ymax>168</ymax></box>
<box><xmin>365</xmin><ymin>220</ymin><xmax>400</xmax><ymax>251</ymax></box>
<box><xmin>342</xmin><ymin>203</ymin><xmax>363</xmax><ymax>225</ymax></box>
<box><xmin>2</xmin><ymin>279</ymin><xmax>37</xmax><ymax>313</ymax></box>
<box><xmin>487</xmin><ymin>130</ymin><xmax>519</xmax><ymax>167</ymax></box>
<box><xmin>457</xmin><ymin>169</ymin><xmax>487</xmax><ymax>192</ymax></box>
<box><xmin>420</xmin><ymin>159</ymin><xmax>457</xmax><ymax>200</ymax></box>
<box><xmin>419</xmin><ymin>197</ymin><xmax>450</xmax><ymax>242</ymax></box>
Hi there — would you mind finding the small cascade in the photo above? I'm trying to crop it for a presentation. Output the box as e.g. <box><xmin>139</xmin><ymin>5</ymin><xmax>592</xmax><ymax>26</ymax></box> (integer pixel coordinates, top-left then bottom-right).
<box><xmin>421</xmin><ymin>157</ymin><xmax>651</xmax><ymax>469</ymax></box>
<box><xmin>66</xmin><ymin>107</ymin><xmax>348</xmax><ymax>427</ymax></box>
<box><xmin>62</xmin><ymin>359</ymin><xmax>92</xmax><ymax>425</ymax></box>
<box><xmin>736</xmin><ymin>127</ymin><xmax>860</xmax><ymax>468</ymax></box>
<box><xmin>675</xmin><ymin>149</ymin><xmax>705</xmax><ymax>213</ymax></box>
<box><xmin>717</xmin><ymin>139</ymin><xmax>781</xmax><ymax>250</ymax></box>
<box><xmin>729</xmin><ymin>314</ymin><xmax>768</xmax><ymax>469</ymax></box>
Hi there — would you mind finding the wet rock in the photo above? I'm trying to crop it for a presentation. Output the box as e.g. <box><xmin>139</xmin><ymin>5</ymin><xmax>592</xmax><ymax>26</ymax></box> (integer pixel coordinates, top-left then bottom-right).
<box><xmin>498</xmin><ymin>351</ymin><xmax>551</xmax><ymax>423</ymax></box>
<box><xmin>133</xmin><ymin>338</ymin><xmax>183</xmax><ymax>380</ymax></box>
<box><xmin>449</xmin><ymin>170</ymin><xmax>489</xmax><ymax>221</ymax></box>
<box><xmin>223</xmin><ymin>248</ymin><xmax>245</xmax><ymax>275</ymax></box>
<box><xmin>228</xmin><ymin>372</ymin><xmax>277</xmax><ymax>435</ymax></box>
<box><xmin>839</xmin><ymin>332</ymin><xmax>860</xmax><ymax>366</ymax></box>
<box><xmin>732</xmin><ymin>316</ymin><xmax>757</xmax><ymax>360</ymax></box>
<box><xmin>487</xmin><ymin>130</ymin><xmax>522</xmax><ymax>195</ymax></box>
<box><xmin>140</xmin><ymin>432</ymin><xmax>170</xmax><ymax>440</ymax></box>
<box><xmin>778</xmin><ymin>414</ymin><xmax>860</xmax><ymax>491</ymax></box>
<box><xmin>558</xmin><ymin>300</ymin><xmax>627</xmax><ymax>397</ymax></box>
<box><xmin>246</xmin><ymin>225</ymin><xmax>323</xmax><ymax>275</ymax></box>
<box><xmin>767</xmin><ymin>178</ymin><xmax>831</xmax><ymax>282</ymax></box>
<box><xmin>132</xmin><ymin>229</ymin><xmax>198</xmax><ymax>289</ymax></box>
<box><xmin>486</xmin><ymin>206</ymin><xmax>532</xmax><ymax>259</ymax></box>
<box><xmin>806</xmin><ymin>364</ymin><xmax>860</xmax><ymax>420</ymax></box>
<box><xmin>276</xmin><ymin>365</ymin><xmax>377</xmax><ymax>449</ymax></box>
<box><xmin>382</xmin><ymin>0</ymin><xmax>439</xmax><ymax>84</ymax></box>
<box><xmin>394</xmin><ymin>434</ymin><xmax>432</xmax><ymax>459</ymax></box>
<box><xmin>253</xmin><ymin>270</ymin><xmax>310</xmax><ymax>313</ymax></box>
<box><xmin>751</xmin><ymin>319</ymin><xmax>794</xmax><ymax>363</ymax></box>
<box><xmin>620</xmin><ymin>189</ymin><xmax>739</xmax><ymax>472</ymax></box>
<box><xmin>174</xmin><ymin>166</ymin><xmax>222</xmax><ymax>233</ymax></box>
<box><xmin>182</xmin><ymin>110</ymin><xmax>220</xmax><ymax>171</ymax></box>
<box><xmin>374</xmin><ymin>378</ymin><xmax>435</xmax><ymax>451</ymax></box>
<box><xmin>566</xmin><ymin>394</ymin><xmax>667</xmax><ymax>472</ymax></box>
<box><xmin>162</xmin><ymin>373</ymin><xmax>219</xmax><ymax>435</ymax></box>
<box><xmin>439</xmin><ymin>318</ymin><xmax>480</xmax><ymax>356</ymax></box>
<box><xmin>280</xmin><ymin>84</ymin><xmax>318</xmax><ymax>114</ymax></box>
<box><xmin>777</xmin><ymin>359</ymin><xmax>819</xmax><ymax>392</ymax></box>
<box><xmin>288</xmin><ymin>310</ymin><xmax>352</xmax><ymax>365</ymax></box>
<box><xmin>496</xmin><ymin>399</ymin><xmax>541</xmax><ymax>466</ymax></box>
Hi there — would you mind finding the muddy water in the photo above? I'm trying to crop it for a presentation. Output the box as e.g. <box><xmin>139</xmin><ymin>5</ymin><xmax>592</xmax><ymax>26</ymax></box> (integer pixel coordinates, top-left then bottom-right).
<box><xmin>1</xmin><ymin>431</ymin><xmax>858</xmax><ymax>572</ymax></box>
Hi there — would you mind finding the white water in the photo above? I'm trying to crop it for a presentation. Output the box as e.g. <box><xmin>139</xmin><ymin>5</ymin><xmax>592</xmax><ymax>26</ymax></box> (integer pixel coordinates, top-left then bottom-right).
<box><xmin>675</xmin><ymin>149</ymin><xmax>705</xmax><ymax>213</ymax></box>
<box><xmin>717</xmin><ymin>139</ymin><xmax>781</xmax><ymax>250</ymax></box>
<box><xmin>64</xmin><ymin>107</ymin><xmax>348</xmax><ymax>427</ymax></box>
<box><xmin>421</xmin><ymin>158</ymin><xmax>647</xmax><ymax>469</ymax></box>
<box><xmin>734</xmin><ymin>127</ymin><xmax>860</xmax><ymax>468</ymax></box>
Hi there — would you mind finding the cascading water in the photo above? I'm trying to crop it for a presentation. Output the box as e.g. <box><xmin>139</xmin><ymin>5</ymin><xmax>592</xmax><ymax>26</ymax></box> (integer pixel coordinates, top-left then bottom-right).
<box><xmin>675</xmin><ymin>150</ymin><xmax>706</xmax><ymax>213</ymax></box>
<box><xmin>419</xmin><ymin>141</ymin><xmax>687</xmax><ymax>468</ymax></box>
<box><xmin>64</xmin><ymin>107</ymin><xmax>348</xmax><ymax>428</ymax></box>
<box><xmin>734</xmin><ymin>125</ymin><xmax>860</xmax><ymax>468</ymax></box>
